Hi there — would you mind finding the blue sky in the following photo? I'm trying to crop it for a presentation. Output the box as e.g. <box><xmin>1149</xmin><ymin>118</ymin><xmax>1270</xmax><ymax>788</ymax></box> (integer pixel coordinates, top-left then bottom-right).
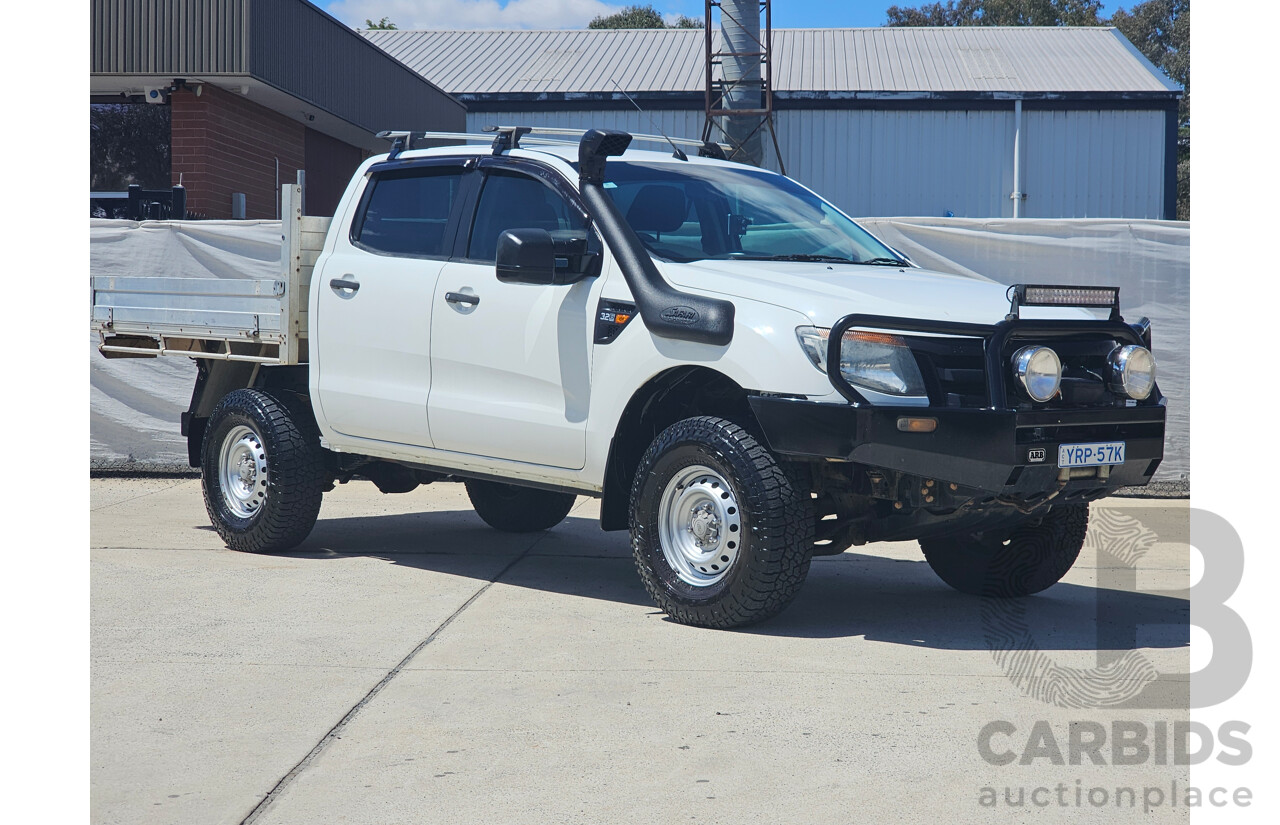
<box><xmin>319</xmin><ymin>1</ymin><xmax>1121</xmax><ymax>31</ymax></box>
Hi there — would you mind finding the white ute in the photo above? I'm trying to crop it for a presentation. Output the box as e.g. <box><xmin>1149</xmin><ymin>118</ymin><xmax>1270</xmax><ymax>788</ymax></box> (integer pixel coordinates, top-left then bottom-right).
<box><xmin>92</xmin><ymin>127</ymin><xmax>1166</xmax><ymax>628</ymax></box>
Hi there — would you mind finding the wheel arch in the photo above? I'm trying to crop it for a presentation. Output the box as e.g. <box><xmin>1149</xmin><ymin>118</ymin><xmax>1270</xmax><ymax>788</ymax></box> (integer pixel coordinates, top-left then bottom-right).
<box><xmin>183</xmin><ymin>362</ymin><xmax>311</xmax><ymax>467</ymax></box>
<box><xmin>599</xmin><ymin>366</ymin><xmax>761</xmax><ymax>531</ymax></box>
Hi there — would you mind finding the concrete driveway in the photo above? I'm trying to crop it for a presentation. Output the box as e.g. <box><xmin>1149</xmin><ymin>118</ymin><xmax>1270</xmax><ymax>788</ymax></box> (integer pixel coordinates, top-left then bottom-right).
<box><xmin>91</xmin><ymin>478</ymin><xmax>1190</xmax><ymax>824</ymax></box>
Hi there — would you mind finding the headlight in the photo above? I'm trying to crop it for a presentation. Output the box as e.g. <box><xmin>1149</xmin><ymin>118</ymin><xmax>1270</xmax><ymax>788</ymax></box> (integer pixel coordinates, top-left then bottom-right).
<box><xmin>796</xmin><ymin>326</ymin><xmax>927</xmax><ymax>398</ymax></box>
<box><xmin>1108</xmin><ymin>344</ymin><xmax>1157</xmax><ymax>400</ymax></box>
<box><xmin>1011</xmin><ymin>345</ymin><xmax>1062</xmax><ymax>402</ymax></box>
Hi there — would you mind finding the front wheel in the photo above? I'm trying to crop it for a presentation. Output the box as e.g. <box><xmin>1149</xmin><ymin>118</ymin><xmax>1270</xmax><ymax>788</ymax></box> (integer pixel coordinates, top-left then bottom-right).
<box><xmin>629</xmin><ymin>416</ymin><xmax>815</xmax><ymax>629</ymax></box>
<box><xmin>919</xmin><ymin>503</ymin><xmax>1089</xmax><ymax>597</ymax></box>
<box><xmin>201</xmin><ymin>389</ymin><xmax>326</xmax><ymax>553</ymax></box>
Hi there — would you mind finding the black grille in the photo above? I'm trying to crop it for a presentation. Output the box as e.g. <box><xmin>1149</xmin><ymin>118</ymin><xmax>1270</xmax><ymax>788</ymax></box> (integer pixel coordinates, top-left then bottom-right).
<box><xmin>904</xmin><ymin>335</ymin><xmax>986</xmax><ymax>407</ymax></box>
<box><xmin>905</xmin><ymin>333</ymin><xmax>1130</xmax><ymax>410</ymax></box>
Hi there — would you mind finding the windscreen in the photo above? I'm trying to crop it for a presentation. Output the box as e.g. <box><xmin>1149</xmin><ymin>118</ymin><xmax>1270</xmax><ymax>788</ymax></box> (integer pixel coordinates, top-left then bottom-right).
<box><xmin>601</xmin><ymin>161</ymin><xmax>906</xmax><ymax>266</ymax></box>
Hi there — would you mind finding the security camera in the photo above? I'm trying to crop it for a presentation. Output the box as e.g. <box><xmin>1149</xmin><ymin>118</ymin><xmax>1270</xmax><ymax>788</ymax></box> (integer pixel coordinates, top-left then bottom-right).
<box><xmin>142</xmin><ymin>86</ymin><xmax>168</xmax><ymax>104</ymax></box>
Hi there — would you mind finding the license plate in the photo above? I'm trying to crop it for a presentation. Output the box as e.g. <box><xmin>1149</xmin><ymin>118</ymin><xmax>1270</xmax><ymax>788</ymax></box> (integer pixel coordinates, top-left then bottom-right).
<box><xmin>1058</xmin><ymin>441</ymin><xmax>1126</xmax><ymax>468</ymax></box>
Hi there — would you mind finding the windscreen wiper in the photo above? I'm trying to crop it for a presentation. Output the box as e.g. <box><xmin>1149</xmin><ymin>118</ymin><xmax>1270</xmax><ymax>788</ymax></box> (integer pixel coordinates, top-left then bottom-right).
<box><xmin>743</xmin><ymin>253</ymin><xmax>858</xmax><ymax>264</ymax></box>
<box><xmin>856</xmin><ymin>257</ymin><xmax>909</xmax><ymax>266</ymax></box>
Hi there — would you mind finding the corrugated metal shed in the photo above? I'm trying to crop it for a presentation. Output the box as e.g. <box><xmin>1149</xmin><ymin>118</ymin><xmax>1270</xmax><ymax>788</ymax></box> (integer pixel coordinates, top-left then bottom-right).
<box><xmin>364</xmin><ymin>27</ymin><xmax>1179</xmax><ymax>97</ymax></box>
<box><xmin>365</xmin><ymin>26</ymin><xmax>1180</xmax><ymax>221</ymax></box>
<box><xmin>459</xmin><ymin>106</ymin><xmax>1169</xmax><ymax>220</ymax></box>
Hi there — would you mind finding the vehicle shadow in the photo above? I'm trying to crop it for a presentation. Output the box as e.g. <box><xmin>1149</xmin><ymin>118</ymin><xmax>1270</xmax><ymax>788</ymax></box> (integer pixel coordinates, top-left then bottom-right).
<box><xmin>283</xmin><ymin>511</ymin><xmax>1189</xmax><ymax>653</ymax></box>
<box><xmin>287</xmin><ymin>510</ymin><xmax>652</xmax><ymax>612</ymax></box>
<box><xmin>757</xmin><ymin>552</ymin><xmax>1188</xmax><ymax>650</ymax></box>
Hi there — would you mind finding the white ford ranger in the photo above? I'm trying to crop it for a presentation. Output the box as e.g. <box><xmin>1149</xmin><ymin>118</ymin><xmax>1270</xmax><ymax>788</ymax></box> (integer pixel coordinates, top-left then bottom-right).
<box><xmin>92</xmin><ymin>127</ymin><xmax>1165</xmax><ymax>628</ymax></box>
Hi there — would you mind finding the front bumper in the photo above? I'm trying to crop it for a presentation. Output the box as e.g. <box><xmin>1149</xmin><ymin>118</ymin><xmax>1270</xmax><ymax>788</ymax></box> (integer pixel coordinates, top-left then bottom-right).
<box><xmin>748</xmin><ymin>396</ymin><xmax>1165</xmax><ymax>496</ymax></box>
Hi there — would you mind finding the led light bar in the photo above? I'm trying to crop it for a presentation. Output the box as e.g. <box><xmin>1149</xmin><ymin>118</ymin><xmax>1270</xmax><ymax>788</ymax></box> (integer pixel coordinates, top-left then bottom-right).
<box><xmin>1016</xmin><ymin>285</ymin><xmax>1119</xmax><ymax>308</ymax></box>
<box><xmin>1008</xmin><ymin>284</ymin><xmax>1122</xmax><ymax>321</ymax></box>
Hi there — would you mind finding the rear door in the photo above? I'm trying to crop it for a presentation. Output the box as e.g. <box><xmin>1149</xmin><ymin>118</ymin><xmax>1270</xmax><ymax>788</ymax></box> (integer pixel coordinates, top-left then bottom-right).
<box><xmin>313</xmin><ymin>159</ymin><xmax>469</xmax><ymax>447</ymax></box>
<box><xmin>427</xmin><ymin>160</ymin><xmax>602</xmax><ymax>469</ymax></box>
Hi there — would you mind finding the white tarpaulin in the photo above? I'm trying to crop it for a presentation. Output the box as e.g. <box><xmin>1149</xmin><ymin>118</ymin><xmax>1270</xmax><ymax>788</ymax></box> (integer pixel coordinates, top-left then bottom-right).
<box><xmin>90</xmin><ymin>217</ymin><xmax>1189</xmax><ymax>482</ymax></box>
<box><xmin>90</xmin><ymin>219</ymin><xmax>282</xmax><ymax>468</ymax></box>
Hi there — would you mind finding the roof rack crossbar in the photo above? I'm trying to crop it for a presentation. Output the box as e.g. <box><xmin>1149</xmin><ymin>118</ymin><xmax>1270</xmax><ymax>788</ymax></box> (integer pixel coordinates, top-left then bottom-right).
<box><xmin>510</xmin><ymin>126</ymin><xmax>728</xmax><ymax>154</ymax></box>
<box><xmin>376</xmin><ymin>127</ymin><xmax>730</xmax><ymax>158</ymax></box>
<box><xmin>376</xmin><ymin>130</ymin><xmax>578</xmax><ymax>149</ymax></box>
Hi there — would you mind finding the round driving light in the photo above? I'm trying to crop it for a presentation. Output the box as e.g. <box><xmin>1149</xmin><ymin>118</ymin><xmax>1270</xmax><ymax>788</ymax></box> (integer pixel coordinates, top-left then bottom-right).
<box><xmin>1011</xmin><ymin>346</ymin><xmax>1062</xmax><ymax>402</ymax></box>
<box><xmin>1109</xmin><ymin>345</ymin><xmax>1157</xmax><ymax>400</ymax></box>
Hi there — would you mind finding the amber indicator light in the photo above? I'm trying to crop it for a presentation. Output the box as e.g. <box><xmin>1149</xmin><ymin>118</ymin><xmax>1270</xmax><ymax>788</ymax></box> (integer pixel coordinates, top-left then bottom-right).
<box><xmin>896</xmin><ymin>417</ymin><xmax>938</xmax><ymax>433</ymax></box>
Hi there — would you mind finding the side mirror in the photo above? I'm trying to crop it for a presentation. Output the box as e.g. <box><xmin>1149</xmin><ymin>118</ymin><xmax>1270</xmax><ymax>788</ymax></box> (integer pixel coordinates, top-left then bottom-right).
<box><xmin>496</xmin><ymin>228</ymin><xmax>597</xmax><ymax>285</ymax></box>
<box><xmin>496</xmin><ymin>228</ymin><xmax>556</xmax><ymax>285</ymax></box>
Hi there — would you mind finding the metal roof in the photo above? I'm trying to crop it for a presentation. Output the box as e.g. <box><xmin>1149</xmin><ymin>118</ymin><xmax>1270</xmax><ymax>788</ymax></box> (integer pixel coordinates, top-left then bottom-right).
<box><xmin>363</xmin><ymin>26</ymin><xmax>1180</xmax><ymax>98</ymax></box>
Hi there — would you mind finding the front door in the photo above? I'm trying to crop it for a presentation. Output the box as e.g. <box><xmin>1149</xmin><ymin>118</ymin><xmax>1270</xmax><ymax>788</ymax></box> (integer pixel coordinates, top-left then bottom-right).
<box><xmin>428</xmin><ymin>163</ymin><xmax>601</xmax><ymax>469</ymax></box>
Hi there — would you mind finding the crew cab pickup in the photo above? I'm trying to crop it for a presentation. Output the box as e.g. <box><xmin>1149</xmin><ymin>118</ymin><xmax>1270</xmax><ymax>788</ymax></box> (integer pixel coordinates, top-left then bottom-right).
<box><xmin>91</xmin><ymin>127</ymin><xmax>1166</xmax><ymax>628</ymax></box>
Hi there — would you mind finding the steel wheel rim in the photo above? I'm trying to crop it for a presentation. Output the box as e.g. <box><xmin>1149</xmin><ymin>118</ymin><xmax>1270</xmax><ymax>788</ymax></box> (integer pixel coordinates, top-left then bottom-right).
<box><xmin>657</xmin><ymin>464</ymin><xmax>742</xmax><ymax>587</ymax></box>
<box><xmin>219</xmin><ymin>424</ymin><xmax>268</xmax><ymax>519</ymax></box>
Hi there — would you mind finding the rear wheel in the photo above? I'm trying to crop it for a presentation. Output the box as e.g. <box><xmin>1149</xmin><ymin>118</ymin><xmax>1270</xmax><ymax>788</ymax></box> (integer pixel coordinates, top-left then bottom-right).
<box><xmin>201</xmin><ymin>389</ymin><xmax>326</xmax><ymax>553</ymax></box>
<box><xmin>464</xmin><ymin>479</ymin><xmax>576</xmax><ymax>533</ymax></box>
<box><xmin>919</xmin><ymin>503</ymin><xmax>1089</xmax><ymax>597</ymax></box>
<box><xmin>630</xmin><ymin>416</ymin><xmax>814</xmax><ymax>628</ymax></box>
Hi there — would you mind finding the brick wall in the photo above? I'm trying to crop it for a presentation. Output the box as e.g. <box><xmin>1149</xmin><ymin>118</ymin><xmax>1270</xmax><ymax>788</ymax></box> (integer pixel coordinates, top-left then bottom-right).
<box><xmin>303</xmin><ymin>127</ymin><xmax>367</xmax><ymax>217</ymax></box>
<box><xmin>170</xmin><ymin>83</ymin><xmax>305</xmax><ymax>219</ymax></box>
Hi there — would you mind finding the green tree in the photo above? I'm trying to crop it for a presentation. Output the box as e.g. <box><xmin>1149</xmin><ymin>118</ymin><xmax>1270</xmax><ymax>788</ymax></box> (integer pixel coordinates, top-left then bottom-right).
<box><xmin>1111</xmin><ymin>1</ymin><xmax>1189</xmax><ymax>219</ymax></box>
<box><xmin>90</xmin><ymin>104</ymin><xmax>171</xmax><ymax>191</ymax></box>
<box><xmin>364</xmin><ymin>17</ymin><xmax>397</xmax><ymax>30</ymax></box>
<box><xmin>1112</xmin><ymin>1</ymin><xmax>1188</xmax><ymax>121</ymax></box>
<box><xmin>885</xmin><ymin>0</ymin><xmax>974</xmax><ymax>25</ymax></box>
<box><xmin>886</xmin><ymin>1</ymin><xmax>1105</xmax><ymax>27</ymax></box>
<box><xmin>589</xmin><ymin>5</ymin><xmax>701</xmax><ymax>29</ymax></box>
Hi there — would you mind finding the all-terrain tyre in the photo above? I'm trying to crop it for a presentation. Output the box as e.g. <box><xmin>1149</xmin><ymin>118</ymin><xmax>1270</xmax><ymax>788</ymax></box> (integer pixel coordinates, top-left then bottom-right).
<box><xmin>464</xmin><ymin>479</ymin><xmax>576</xmax><ymax>532</ymax></box>
<box><xmin>919</xmin><ymin>503</ymin><xmax>1090</xmax><ymax>597</ymax></box>
<box><xmin>201</xmin><ymin>389</ymin><xmax>326</xmax><ymax>553</ymax></box>
<box><xmin>630</xmin><ymin>416</ymin><xmax>815</xmax><ymax>629</ymax></box>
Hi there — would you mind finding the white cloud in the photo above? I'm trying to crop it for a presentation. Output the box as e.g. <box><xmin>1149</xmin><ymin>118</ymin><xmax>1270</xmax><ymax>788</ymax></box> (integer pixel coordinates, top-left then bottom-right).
<box><xmin>325</xmin><ymin>0</ymin><xmax>627</xmax><ymax>30</ymax></box>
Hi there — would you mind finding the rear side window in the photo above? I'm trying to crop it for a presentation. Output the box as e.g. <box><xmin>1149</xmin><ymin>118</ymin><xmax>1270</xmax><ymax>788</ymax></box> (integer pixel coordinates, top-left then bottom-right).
<box><xmin>352</xmin><ymin>167</ymin><xmax>463</xmax><ymax>257</ymax></box>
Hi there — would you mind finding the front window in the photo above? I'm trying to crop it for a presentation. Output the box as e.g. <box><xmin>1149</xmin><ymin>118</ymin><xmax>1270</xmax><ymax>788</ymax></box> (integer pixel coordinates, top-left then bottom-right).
<box><xmin>467</xmin><ymin>169</ymin><xmax>591</xmax><ymax>263</ymax></box>
<box><xmin>602</xmin><ymin>161</ymin><xmax>905</xmax><ymax>266</ymax></box>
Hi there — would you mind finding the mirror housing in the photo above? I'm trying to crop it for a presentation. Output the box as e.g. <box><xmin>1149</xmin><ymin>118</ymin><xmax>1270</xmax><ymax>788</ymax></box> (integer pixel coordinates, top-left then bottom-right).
<box><xmin>496</xmin><ymin>228</ymin><xmax>596</xmax><ymax>285</ymax></box>
<box><xmin>496</xmin><ymin>228</ymin><xmax>556</xmax><ymax>285</ymax></box>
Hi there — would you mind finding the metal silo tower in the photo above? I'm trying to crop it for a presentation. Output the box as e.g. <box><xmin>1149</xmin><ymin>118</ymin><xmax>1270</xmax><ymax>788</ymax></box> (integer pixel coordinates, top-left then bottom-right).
<box><xmin>702</xmin><ymin>0</ymin><xmax>785</xmax><ymax>171</ymax></box>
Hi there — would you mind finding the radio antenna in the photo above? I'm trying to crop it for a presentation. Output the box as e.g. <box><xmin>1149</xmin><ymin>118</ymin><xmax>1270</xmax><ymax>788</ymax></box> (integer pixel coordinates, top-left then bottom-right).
<box><xmin>610</xmin><ymin>78</ymin><xmax>688</xmax><ymax>161</ymax></box>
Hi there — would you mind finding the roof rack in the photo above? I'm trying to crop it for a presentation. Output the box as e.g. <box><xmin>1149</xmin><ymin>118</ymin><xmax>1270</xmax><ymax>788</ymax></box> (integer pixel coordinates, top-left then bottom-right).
<box><xmin>374</xmin><ymin>129</ymin><xmax>573</xmax><ymax>160</ymax></box>
<box><xmin>374</xmin><ymin>126</ymin><xmax>729</xmax><ymax>161</ymax></box>
<box><xmin>509</xmin><ymin>126</ymin><xmax>728</xmax><ymax>159</ymax></box>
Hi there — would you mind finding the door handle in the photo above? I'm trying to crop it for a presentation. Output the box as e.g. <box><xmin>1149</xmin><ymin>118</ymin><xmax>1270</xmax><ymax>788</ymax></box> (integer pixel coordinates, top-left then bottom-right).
<box><xmin>445</xmin><ymin>292</ymin><xmax>479</xmax><ymax>306</ymax></box>
<box><xmin>330</xmin><ymin>276</ymin><xmax>360</xmax><ymax>295</ymax></box>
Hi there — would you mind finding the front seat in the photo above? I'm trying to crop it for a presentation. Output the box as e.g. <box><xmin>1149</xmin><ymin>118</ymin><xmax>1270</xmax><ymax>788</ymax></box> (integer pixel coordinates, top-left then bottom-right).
<box><xmin>626</xmin><ymin>185</ymin><xmax>687</xmax><ymax>241</ymax></box>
